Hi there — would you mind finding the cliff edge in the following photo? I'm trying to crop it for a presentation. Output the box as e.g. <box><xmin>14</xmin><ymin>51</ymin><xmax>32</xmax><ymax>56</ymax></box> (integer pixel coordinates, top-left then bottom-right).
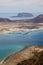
<box><xmin>0</xmin><ymin>46</ymin><xmax>43</xmax><ymax>65</ymax></box>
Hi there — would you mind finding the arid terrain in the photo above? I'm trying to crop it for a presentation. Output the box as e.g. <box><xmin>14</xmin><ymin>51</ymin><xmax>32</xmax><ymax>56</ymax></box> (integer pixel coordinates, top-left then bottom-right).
<box><xmin>0</xmin><ymin>46</ymin><xmax>43</xmax><ymax>65</ymax></box>
<box><xmin>0</xmin><ymin>15</ymin><xmax>43</xmax><ymax>34</ymax></box>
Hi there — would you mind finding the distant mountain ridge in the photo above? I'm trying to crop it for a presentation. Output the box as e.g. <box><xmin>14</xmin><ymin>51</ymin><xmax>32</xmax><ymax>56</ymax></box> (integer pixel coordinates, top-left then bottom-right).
<box><xmin>0</xmin><ymin>14</ymin><xmax>43</xmax><ymax>23</ymax></box>
<box><xmin>33</xmin><ymin>14</ymin><xmax>43</xmax><ymax>23</ymax></box>
<box><xmin>0</xmin><ymin>18</ymin><xmax>11</xmax><ymax>22</ymax></box>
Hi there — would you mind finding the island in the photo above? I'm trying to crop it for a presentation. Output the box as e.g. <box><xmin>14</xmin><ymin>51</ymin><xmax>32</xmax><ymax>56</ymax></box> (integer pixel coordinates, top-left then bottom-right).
<box><xmin>17</xmin><ymin>13</ymin><xmax>33</xmax><ymax>17</ymax></box>
<box><xmin>0</xmin><ymin>46</ymin><xmax>43</xmax><ymax>65</ymax></box>
<box><xmin>11</xmin><ymin>13</ymin><xmax>33</xmax><ymax>17</ymax></box>
<box><xmin>0</xmin><ymin>15</ymin><xmax>43</xmax><ymax>34</ymax></box>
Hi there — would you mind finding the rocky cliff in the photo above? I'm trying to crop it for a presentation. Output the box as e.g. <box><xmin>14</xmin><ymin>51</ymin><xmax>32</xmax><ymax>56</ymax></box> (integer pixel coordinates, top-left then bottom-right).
<box><xmin>0</xmin><ymin>46</ymin><xmax>43</xmax><ymax>65</ymax></box>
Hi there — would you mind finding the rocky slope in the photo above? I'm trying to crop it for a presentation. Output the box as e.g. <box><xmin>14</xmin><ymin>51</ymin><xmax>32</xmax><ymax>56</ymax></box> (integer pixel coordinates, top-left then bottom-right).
<box><xmin>33</xmin><ymin>14</ymin><xmax>43</xmax><ymax>23</ymax></box>
<box><xmin>0</xmin><ymin>18</ymin><xmax>11</xmax><ymax>22</ymax></box>
<box><xmin>0</xmin><ymin>46</ymin><xmax>43</xmax><ymax>65</ymax></box>
<box><xmin>18</xmin><ymin>50</ymin><xmax>43</xmax><ymax>65</ymax></box>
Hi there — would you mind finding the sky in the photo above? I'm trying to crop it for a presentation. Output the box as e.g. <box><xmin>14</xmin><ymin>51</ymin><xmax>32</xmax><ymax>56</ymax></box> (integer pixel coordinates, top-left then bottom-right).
<box><xmin>0</xmin><ymin>0</ymin><xmax>43</xmax><ymax>14</ymax></box>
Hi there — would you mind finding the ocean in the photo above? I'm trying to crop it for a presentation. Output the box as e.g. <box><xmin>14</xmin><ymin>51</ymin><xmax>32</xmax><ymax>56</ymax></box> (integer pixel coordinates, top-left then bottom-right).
<box><xmin>0</xmin><ymin>30</ymin><xmax>43</xmax><ymax>61</ymax></box>
<box><xmin>0</xmin><ymin>13</ymin><xmax>37</xmax><ymax>20</ymax></box>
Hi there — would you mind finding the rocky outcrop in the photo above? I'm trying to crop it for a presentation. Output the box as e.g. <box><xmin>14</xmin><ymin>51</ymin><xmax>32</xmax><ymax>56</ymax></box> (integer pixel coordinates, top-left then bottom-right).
<box><xmin>0</xmin><ymin>46</ymin><xmax>43</xmax><ymax>65</ymax></box>
<box><xmin>17</xmin><ymin>50</ymin><xmax>43</xmax><ymax>65</ymax></box>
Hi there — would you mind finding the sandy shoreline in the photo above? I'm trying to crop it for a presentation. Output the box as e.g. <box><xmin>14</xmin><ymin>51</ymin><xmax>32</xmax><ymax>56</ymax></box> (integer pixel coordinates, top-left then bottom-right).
<box><xmin>0</xmin><ymin>29</ymin><xmax>43</xmax><ymax>34</ymax></box>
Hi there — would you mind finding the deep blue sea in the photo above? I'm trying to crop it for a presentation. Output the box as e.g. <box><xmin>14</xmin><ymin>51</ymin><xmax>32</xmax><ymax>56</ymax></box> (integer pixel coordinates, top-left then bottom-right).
<box><xmin>0</xmin><ymin>30</ymin><xmax>43</xmax><ymax>61</ymax></box>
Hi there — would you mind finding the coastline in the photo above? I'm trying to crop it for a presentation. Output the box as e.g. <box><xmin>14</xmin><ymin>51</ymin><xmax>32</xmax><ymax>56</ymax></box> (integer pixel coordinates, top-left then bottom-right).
<box><xmin>0</xmin><ymin>29</ymin><xmax>43</xmax><ymax>34</ymax></box>
<box><xmin>0</xmin><ymin>14</ymin><xmax>43</xmax><ymax>65</ymax></box>
<box><xmin>0</xmin><ymin>46</ymin><xmax>43</xmax><ymax>65</ymax></box>
<box><xmin>0</xmin><ymin>14</ymin><xmax>43</xmax><ymax>34</ymax></box>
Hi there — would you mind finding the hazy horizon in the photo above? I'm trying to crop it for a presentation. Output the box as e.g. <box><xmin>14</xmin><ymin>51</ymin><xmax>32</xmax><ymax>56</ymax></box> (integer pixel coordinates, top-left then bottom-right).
<box><xmin>0</xmin><ymin>0</ymin><xmax>43</xmax><ymax>15</ymax></box>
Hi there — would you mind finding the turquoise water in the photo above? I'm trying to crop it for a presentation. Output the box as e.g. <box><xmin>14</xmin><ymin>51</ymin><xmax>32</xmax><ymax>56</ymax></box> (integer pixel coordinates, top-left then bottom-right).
<box><xmin>0</xmin><ymin>30</ymin><xmax>43</xmax><ymax>61</ymax></box>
